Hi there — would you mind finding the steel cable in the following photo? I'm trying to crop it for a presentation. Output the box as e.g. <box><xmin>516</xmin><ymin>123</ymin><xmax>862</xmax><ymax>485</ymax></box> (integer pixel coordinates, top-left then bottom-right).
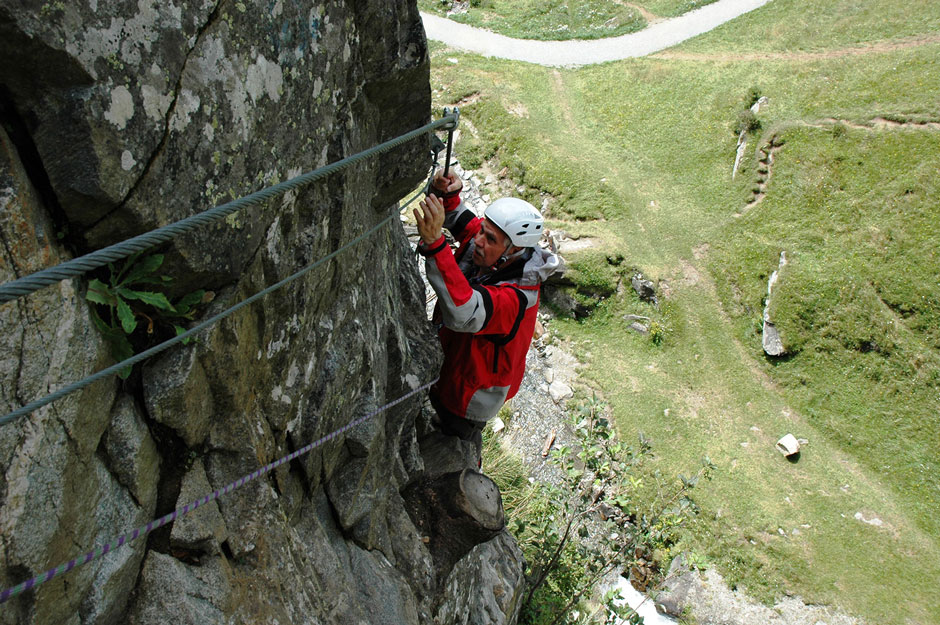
<box><xmin>0</xmin><ymin>188</ymin><xmax>426</xmax><ymax>427</ymax></box>
<box><xmin>0</xmin><ymin>115</ymin><xmax>457</xmax><ymax>305</ymax></box>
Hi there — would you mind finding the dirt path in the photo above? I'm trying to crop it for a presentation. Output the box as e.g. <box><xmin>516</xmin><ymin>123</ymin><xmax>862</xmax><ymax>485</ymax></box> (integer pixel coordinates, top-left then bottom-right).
<box><xmin>616</xmin><ymin>1</ymin><xmax>664</xmax><ymax>24</ymax></box>
<box><xmin>801</xmin><ymin>116</ymin><xmax>940</xmax><ymax>131</ymax></box>
<box><xmin>737</xmin><ymin>116</ymin><xmax>939</xmax><ymax>214</ymax></box>
<box><xmin>421</xmin><ymin>0</ymin><xmax>772</xmax><ymax>67</ymax></box>
<box><xmin>653</xmin><ymin>32</ymin><xmax>940</xmax><ymax>61</ymax></box>
<box><xmin>549</xmin><ymin>70</ymin><xmax>576</xmax><ymax>128</ymax></box>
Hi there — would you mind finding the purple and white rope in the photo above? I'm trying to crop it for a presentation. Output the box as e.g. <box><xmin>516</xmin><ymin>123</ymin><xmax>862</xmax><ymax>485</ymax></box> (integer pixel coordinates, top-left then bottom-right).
<box><xmin>0</xmin><ymin>377</ymin><xmax>436</xmax><ymax>604</ymax></box>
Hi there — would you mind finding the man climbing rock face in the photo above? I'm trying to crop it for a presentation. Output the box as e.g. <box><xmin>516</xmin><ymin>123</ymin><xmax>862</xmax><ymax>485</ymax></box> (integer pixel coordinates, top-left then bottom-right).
<box><xmin>414</xmin><ymin>172</ymin><xmax>561</xmax><ymax>455</ymax></box>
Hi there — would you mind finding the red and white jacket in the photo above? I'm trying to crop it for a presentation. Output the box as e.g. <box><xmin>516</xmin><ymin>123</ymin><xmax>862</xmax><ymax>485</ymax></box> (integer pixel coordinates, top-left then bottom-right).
<box><xmin>418</xmin><ymin>192</ymin><xmax>561</xmax><ymax>423</ymax></box>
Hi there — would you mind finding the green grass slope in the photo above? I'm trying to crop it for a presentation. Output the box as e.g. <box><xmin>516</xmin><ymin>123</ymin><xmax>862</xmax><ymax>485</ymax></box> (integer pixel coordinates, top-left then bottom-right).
<box><xmin>418</xmin><ymin>0</ymin><xmax>646</xmax><ymax>41</ymax></box>
<box><xmin>671</xmin><ymin>0</ymin><xmax>940</xmax><ymax>52</ymax></box>
<box><xmin>426</xmin><ymin>3</ymin><xmax>940</xmax><ymax>622</ymax></box>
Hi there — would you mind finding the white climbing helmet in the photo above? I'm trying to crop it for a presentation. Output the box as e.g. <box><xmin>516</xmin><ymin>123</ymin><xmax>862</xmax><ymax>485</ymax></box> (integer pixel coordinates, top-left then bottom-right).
<box><xmin>484</xmin><ymin>198</ymin><xmax>544</xmax><ymax>248</ymax></box>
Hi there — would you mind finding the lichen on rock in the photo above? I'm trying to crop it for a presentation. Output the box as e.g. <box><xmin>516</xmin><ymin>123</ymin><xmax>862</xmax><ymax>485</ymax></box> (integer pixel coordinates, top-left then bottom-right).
<box><xmin>0</xmin><ymin>1</ymin><xmax>524</xmax><ymax>623</ymax></box>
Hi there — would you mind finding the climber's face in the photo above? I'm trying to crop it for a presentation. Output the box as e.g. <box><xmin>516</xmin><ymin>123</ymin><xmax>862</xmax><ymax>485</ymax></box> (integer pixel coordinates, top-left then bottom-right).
<box><xmin>472</xmin><ymin>219</ymin><xmax>512</xmax><ymax>268</ymax></box>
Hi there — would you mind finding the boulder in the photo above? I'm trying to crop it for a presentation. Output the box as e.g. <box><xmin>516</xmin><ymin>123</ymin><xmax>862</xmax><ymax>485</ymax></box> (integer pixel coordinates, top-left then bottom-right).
<box><xmin>762</xmin><ymin>320</ymin><xmax>785</xmax><ymax>356</ymax></box>
<box><xmin>127</xmin><ymin>552</ymin><xmax>231</xmax><ymax>625</ymax></box>
<box><xmin>142</xmin><ymin>346</ymin><xmax>214</xmax><ymax>448</ymax></box>
<box><xmin>78</xmin><ymin>457</ymin><xmax>156</xmax><ymax>625</ymax></box>
<box><xmin>631</xmin><ymin>272</ymin><xmax>658</xmax><ymax>304</ymax></box>
<box><xmin>542</xmin><ymin>284</ymin><xmax>594</xmax><ymax>319</ymax></box>
<box><xmin>348</xmin><ymin>545</ymin><xmax>421</xmax><ymax>625</ymax></box>
<box><xmin>434</xmin><ymin>532</ymin><xmax>527</xmax><ymax>625</ymax></box>
<box><xmin>549</xmin><ymin>380</ymin><xmax>574</xmax><ymax>403</ymax></box>
<box><xmin>418</xmin><ymin>431</ymin><xmax>481</xmax><ymax>478</ymax></box>
<box><xmin>388</xmin><ymin>492</ymin><xmax>436</xmax><ymax>620</ymax></box>
<box><xmin>403</xmin><ymin>469</ymin><xmax>506</xmax><ymax>596</ymax></box>
<box><xmin>1</xmin><ymin>121</ymin><xmax>119</xmax><ymax>625</ymax></box>
<box><xmin>102</xmin><ymin>395</ymin><xmax>160</xmax><ymax>508</ymax></box>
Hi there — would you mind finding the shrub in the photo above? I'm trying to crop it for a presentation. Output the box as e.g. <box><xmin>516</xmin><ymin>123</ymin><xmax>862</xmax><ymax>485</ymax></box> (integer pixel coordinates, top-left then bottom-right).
<box><xmin>735</xmin><ymin>109</ymin><xmax>762</xmax><ymax>135</ymax></box>
<box><xmin>494</xmin><ymin>395</ymin><xmax>714</xmax><ymax>625</ymax></box>
<box><xmin>745</xmin><ymin>86</ymin><xmax>762</xmax><ymax>108</ymax></box>
<box><xmin>649</xmin><ymin>321</ymin><xmax>668</xmax><ymax>345</ymax></box>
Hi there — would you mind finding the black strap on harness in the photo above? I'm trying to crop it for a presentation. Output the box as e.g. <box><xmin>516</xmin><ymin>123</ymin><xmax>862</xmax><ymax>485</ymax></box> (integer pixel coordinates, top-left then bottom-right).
<box><xmin>486</xmin><ymin>287</ymin><xmax>528</xmax><ymax>373</ymax></box>
<box><xmin>472</xmin><ymin>285</ymin><xmax>494</xmax><ymax>326</ymax></box>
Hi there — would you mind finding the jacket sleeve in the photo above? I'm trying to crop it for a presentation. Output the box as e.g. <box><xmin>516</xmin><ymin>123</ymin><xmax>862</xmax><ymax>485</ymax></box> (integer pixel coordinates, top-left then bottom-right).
<box><xmin>433</xmin><ymin>189</ymin><xmax>481</xmax><ymax>249</ymax></box>
<box><xmin>418</xmin><ymin>236</ymin><xmax>536</xmax><ymax>335</ymax></box>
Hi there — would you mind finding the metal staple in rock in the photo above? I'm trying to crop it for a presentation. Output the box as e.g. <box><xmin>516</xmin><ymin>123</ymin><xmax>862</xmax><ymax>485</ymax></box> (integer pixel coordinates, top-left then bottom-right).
<box><xmin>0</xmin><ymin>114</ymin><xmax>457</xmax><ymax>305</ymax></box>
<box><xmin>0</xmin><ymin>377</ymin><xmax>438</xmax><ymax>604</ymax></box>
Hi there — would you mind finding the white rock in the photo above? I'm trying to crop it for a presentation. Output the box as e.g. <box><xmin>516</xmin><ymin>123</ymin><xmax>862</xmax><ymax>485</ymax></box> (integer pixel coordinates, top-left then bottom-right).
<box><xmin>762</xmin><ymin>251</ymin><xmax>788</xmax><ymax>356</ymax></box>
<box><xmin>549</xmin><ymin>380</ymin><xmax>572</xmax><ymax>403</ymax></box>
<box><xmin>854</xmin><ymin>512</ymin><xmax>884</xmax><ymax>527</ymax></box>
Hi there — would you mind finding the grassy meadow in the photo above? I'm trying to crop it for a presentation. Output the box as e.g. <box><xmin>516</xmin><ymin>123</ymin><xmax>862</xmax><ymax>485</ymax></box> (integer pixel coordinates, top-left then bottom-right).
<box><xmin>418</xmin><ymin>0</ymin><xmax>646</xmax><ymax>40</ymax></box>
<box><xmin>670</xmin><ymin>0</ymin><xmax>940</xmax><ymax>53</ymax></box>
<box><xmin>418</xmin><ymin>0</ymin><xmax>724</xmax><ymax>42</ymax></box>
<box><xmin>426</xmin><ymin>1</ymin><xmax>940</xmax><ymax>623</ymax></box>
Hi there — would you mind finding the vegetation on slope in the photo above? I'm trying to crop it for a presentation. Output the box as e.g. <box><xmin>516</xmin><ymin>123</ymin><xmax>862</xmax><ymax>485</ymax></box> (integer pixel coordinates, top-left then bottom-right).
<box><xmin>671</xmin><ymin>0</ymin><xmax>940</xmax><ymax>53</ymax></box>
<box><xmin>418</xmin><ymin>0</ymin><xmax>646</xmax><ymax>41</ymax></box>
<box><xmin>427</xmin><ymin>1</ymin><xmax>940</xmax><ymax>623</ymax></box>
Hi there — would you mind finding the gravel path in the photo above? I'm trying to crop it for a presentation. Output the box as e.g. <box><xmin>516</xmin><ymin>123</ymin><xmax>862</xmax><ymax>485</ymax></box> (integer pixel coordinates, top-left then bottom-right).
<box><xmin>421</xmin><ymin>0</ymin><xmax>772</xmax><ymax>67</ymax></box>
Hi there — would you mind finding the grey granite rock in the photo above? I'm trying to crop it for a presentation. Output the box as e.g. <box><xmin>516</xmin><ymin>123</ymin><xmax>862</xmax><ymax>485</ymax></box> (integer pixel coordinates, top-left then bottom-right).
<box><xmin>127</xmin><ymin>552</ymin><xmax>230</xmax><ymax>625</ymax></box>
<box><xmin>0</xmin><ymin>1</ymin><xmax>524</xmax><ymax>623</ymax></box>
<box><xmin>102</xmin><ymin>395</ymin><xmax>160</xmax><ymax>508</ymax></box>
<box><xmin>435</xmin><ymin>532</ymin><xmax>527</xmax><ymax>625</ymax></box>
<box><xmin>170</xmin><ymin>458</ymin><xmax>227</xmax><ymax>555</ymax></box>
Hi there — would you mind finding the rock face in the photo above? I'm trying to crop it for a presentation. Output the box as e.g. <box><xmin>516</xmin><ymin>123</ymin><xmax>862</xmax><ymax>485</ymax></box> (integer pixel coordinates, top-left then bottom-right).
<box><xmin>0</xmin><ymin>2</ymin><xmax>523</xmax><ymax>624</ymax></box>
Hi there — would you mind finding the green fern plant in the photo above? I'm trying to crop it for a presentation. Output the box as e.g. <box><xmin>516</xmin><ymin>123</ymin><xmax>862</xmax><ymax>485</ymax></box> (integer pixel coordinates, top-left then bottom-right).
<box><xmin>85</xmin><ymin>252</ymin><xmax>209</xmax><ymax>378</ymax></box>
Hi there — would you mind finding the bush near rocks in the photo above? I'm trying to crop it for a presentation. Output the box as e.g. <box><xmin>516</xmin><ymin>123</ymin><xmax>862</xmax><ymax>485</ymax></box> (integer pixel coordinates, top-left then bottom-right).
<box><xmin>487</xmin><ymin>395</ymin><xmax>714</xmax><ymax>625</ymax></box>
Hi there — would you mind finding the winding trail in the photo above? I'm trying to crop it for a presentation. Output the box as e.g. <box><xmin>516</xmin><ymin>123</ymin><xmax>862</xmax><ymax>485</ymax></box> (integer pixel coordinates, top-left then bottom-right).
<box><xmin>655</xmin><ymin>31</ymin><xmax>940</xmax><ymax>61</ymax></box>
<box><xmin>421</xmin><ymin>0</ymin><xmax>772</xmax><ymax>67</ymax></box>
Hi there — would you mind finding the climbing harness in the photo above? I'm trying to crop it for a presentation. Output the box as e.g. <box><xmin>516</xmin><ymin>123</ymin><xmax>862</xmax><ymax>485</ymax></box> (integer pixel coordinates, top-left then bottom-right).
<box><xmin>0</xmin><ymin>377</ymin><xmax>438</xmax><ymax>604</ymax></box>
